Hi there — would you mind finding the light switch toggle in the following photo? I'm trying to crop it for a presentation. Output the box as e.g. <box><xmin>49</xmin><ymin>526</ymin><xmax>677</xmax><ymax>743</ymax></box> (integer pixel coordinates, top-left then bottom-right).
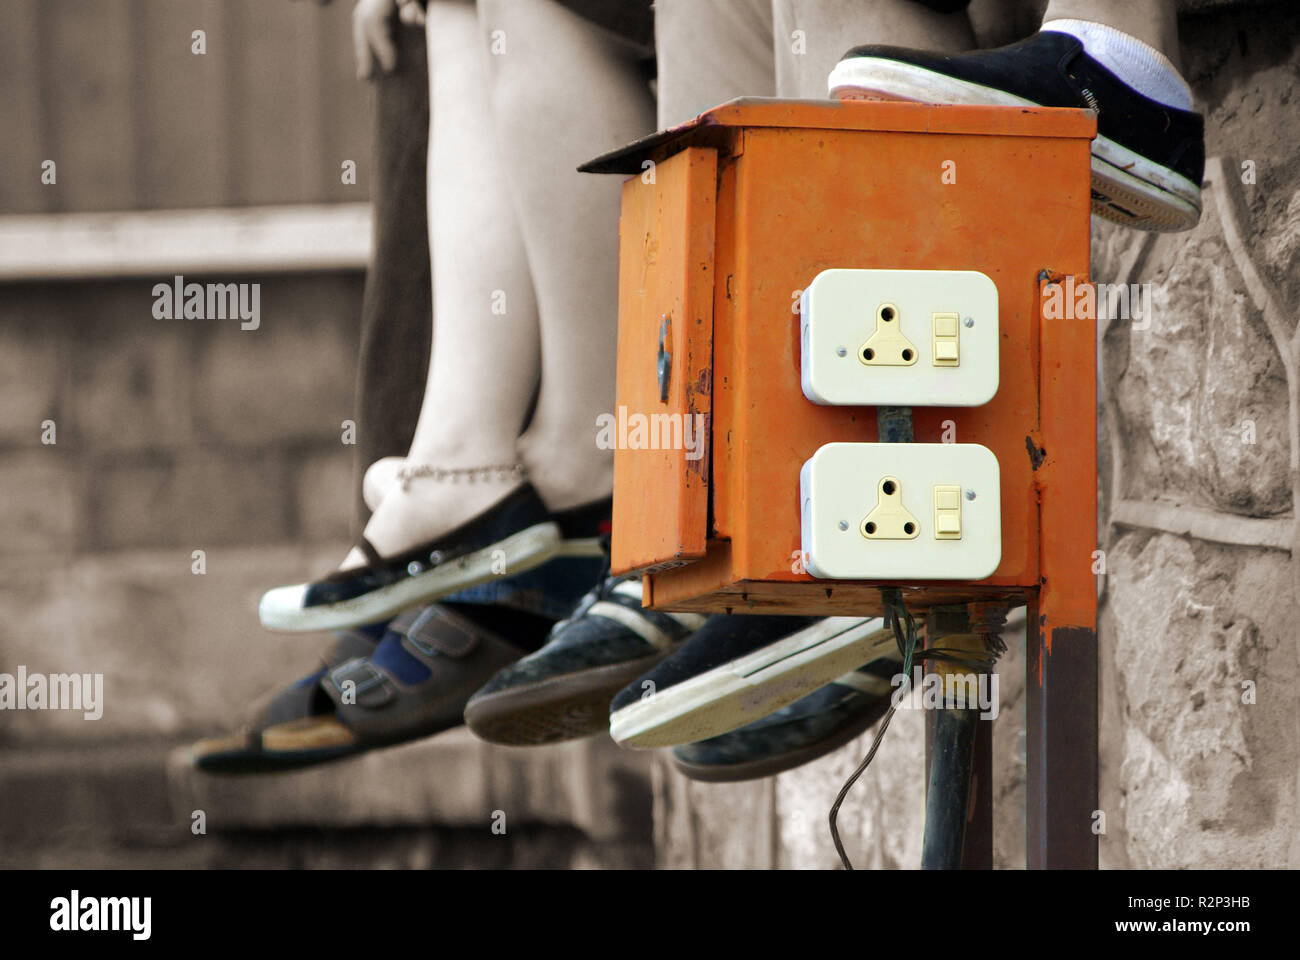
<box><xmin>932</xmin><ymin>312</ymin><xmax>960</xmax><ymax>366</ymax></box>
<box><xmin>933</xmin><ymin>484</ymin><xmax>962</xmax><ymax>539</ymax></box>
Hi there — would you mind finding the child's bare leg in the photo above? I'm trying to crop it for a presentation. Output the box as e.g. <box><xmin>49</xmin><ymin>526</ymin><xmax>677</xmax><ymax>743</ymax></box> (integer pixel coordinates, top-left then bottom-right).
<box><xmin>341</xmin><ymin>0</ymin><xmax>539</xmax><ymax>568</ymax></box>
<box><xmin>477</xmin><ymin>0</ymin><xmax>656</xmax><ymax>510</ymax></box>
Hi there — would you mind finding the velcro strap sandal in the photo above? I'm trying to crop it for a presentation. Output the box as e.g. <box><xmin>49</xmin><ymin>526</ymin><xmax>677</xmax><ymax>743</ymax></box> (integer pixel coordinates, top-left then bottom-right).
<box><xmin>296</xmin><ymin>604</ymin><xmax>534</xmax><ymax>755</ymax></box>
<box><xmin>189</xmin><ymin>628</ymin><xmax>380</xmax><ymax>775</ymax></box>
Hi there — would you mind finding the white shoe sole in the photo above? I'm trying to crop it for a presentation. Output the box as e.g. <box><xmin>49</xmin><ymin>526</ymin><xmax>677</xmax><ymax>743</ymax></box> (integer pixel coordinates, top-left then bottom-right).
<box><xmin>258</xmin><ymin>521</ymin><xmax>562</xmax><ymax>633</ymax></box>
<box><xmin>609</xmin><ymin>617</ymin><xmax>898</xmax><ymax>749</ymax></box>
<box><xmin>554</xmin><ymin>536</ymin><xmax>608</xmax><ymax>558</ymax></box>
<box><xmin>828</xmin><ymin>56</ymin><xmax>1202</xmax><ymax>232</ymax></box>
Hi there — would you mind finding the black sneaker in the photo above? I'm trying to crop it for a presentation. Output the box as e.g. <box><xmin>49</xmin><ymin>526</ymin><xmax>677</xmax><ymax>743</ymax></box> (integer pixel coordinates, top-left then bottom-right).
<box><xmin>463</xmin><ymin>575</ymin><xmax>706</xmax><ymax>745</ymax></box>
<box><xmin>259</xmin><ymin>484</ymin><xmax>561</xmax><ymax>632</ymax></box>
<box><xmin>550</xmin><ymin>496</ymin><xmax>612</xmax><ymax>559</ymax></box>
<box><xmin>828</xmin><ymin>30</ymin><xmax>1204</xmax><ymax>231</ymax></box>
<box><xmin>671</xmin><ymin>659</ymin><xmax>901</xmax><ymax>783</ymax></box>
<box><xmin>608</xmin><ymin>615</ymin><xmax>897</xmax><ymax>749</ymax></box>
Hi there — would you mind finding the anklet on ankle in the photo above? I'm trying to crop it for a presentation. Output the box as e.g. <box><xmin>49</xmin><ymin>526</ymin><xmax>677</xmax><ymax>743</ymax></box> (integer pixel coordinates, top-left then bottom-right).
<box><xmin>396</xmin><ymin>462</ymin><xmax>527</xmax><ymax>491</ymax></box>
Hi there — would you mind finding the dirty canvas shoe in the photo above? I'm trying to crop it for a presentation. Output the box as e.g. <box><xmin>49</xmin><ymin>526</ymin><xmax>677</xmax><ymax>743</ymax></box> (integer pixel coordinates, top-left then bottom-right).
<box><xmin>465</xmin><ymin>575</ymin><xmax>705</xmax><ymax>746</ymax></box>
<box><xmin>670</xmin><ymin>658</ymin><xmax>902</xmax><ymax>782</ymax></box>
<box><xmin>609</xmin><ymin>615</ymin><xmax>896</xmax><ymax>749</ymax></box>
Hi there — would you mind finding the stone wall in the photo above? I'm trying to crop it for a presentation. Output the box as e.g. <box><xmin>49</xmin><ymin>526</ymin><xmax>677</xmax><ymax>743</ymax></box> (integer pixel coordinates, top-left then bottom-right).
<box><xmin>1094</xmin><ymin>6</ymin><xmax>1300</xmax><ymax>868</ymax></box>
<box><xmin>653</xmin><ymin>2</ymin><xmax>1300</xmax><ymax>869</ymax></box>
<box><xmin>0</xmin><ymin>273</ymin><xmax>653</xmax><ymax>868</ymax></box>
<box><xmin>0</xmin><ymin>274</ymin><xmax>359</xmax><ymax>744</ymax></box>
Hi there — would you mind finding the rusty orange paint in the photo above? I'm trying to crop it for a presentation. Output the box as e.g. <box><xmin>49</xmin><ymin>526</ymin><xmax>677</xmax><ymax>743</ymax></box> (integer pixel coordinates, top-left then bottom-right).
<box><xmin>1037</xmin><ymin>269</ymin><xmax>1099</xmax><ymax>661</ymax></box>
<box><xmin>611</xmin><ymin>146</ymin><xmax>716</xmax><ymax>574</ymax></box>
<box><xmin>606</xmin><ymin>99</ymin><xmax>1095</xmax><ymax>626</ymax></box>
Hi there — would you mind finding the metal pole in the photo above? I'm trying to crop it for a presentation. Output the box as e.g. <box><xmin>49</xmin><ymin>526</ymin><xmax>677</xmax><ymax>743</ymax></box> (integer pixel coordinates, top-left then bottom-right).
<box><xmin>923</xmin><ymin>698</ymin><xmax>979</xmax><ymax>868</ymax></box>
<box><xmin>921</xmin><ymin>604</ymin><xmax>978</xmax><ymax>869</ymax></box>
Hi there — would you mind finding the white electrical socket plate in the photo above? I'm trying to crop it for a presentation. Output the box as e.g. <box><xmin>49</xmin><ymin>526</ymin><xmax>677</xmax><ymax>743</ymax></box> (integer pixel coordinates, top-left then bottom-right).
<box><xmin>800</xmin><ymin>268</ymin><xmax>999</xmax><ymax>406</ymax></box>
<box><xmin>800</xmin><ymin>442</ymin><xmax>1002</xmax><ymax>580</ymax></box>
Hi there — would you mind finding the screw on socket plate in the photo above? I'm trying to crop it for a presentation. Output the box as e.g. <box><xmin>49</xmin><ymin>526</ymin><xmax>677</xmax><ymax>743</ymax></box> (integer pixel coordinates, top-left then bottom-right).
<box><xmin>859</xmin><ymin>302</ymin><xmax>918</xmax><ymax>366</ymax></box>
<box><xmin>657</xmin><ymin>314</ymin><xmax>672</xmax><ymax>402</ymax></box>
<box><xmin>860</xmin><ymin>476</ymin><xmax>920</xmax><ymax>540</ymax></box>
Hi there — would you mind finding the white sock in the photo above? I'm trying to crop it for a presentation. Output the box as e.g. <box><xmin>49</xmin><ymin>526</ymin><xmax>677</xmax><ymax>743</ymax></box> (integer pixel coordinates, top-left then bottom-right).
<box><xmin>1041</xmin><ymin>18</ymin><xmax>1193</xmax><ymax>112</ymax></box>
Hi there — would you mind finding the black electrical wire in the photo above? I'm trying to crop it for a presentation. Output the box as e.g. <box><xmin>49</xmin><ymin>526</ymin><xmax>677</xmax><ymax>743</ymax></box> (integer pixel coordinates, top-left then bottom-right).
<box><xmin>827</xmin><ymin>589</ymin><xmax>1005</xmax><ymax>869</ymax></box>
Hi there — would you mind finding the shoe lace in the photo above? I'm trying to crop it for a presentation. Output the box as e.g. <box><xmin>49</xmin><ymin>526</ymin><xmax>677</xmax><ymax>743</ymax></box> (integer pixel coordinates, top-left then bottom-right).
<box><xmin>545</xmin><ymin>536</ymin><xmax>634</xmax><ymax>637</ymax></box>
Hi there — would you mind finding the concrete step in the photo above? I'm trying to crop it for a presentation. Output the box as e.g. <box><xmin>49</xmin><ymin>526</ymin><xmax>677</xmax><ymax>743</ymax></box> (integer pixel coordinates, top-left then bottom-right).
<box><xmin>1</xmin><ymin>729</ymin><xmax>655</xmax><ymax>868</ymax></box>
<box><xmin>167</xmin><ymin>727</ymin><xmax>654</xmax><ymax>840</ymax></box>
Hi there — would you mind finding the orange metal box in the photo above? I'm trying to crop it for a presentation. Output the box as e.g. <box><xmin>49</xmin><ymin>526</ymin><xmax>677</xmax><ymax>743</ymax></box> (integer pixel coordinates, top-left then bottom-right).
<box><xmin>588</xmin><ymin>98</ymin><xmax>1096</xmax><ymax>627</ymax></box>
